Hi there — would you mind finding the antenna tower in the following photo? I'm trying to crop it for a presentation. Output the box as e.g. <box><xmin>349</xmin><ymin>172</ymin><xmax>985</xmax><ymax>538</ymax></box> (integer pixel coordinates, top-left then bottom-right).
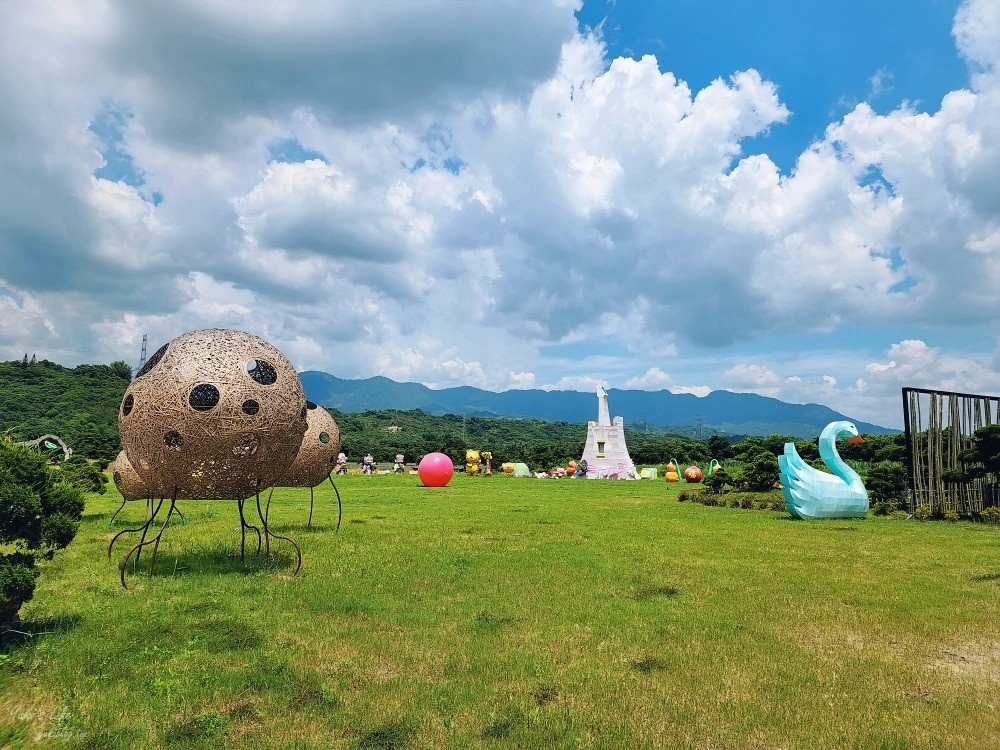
<box><xmin>138</xmin><ymin>333</ymin><xmax>148</xmax><ymax>372</ymax></box>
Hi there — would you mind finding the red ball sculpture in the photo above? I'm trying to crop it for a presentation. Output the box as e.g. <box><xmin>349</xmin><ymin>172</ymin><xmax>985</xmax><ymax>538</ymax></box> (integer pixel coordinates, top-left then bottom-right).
<box><xmin>418</xmin><ymin>452</ymin><xmax>455</xmax><ymax>487</ymax></box>
<box><xmin>684</xmin><ymin>465</ymin><xmax>703</xmax><ymax>483</ymax></box>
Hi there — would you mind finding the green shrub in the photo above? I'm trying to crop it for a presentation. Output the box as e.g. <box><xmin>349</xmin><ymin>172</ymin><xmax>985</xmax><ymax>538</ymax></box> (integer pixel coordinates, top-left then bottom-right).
<box><xmin>943</xmin><ymin>509</ymin><xmax>960</xmax><ymax>523</ymax></box>
<box><xmin>914</xmin><ymin>504</ymin><xmax>933</xmax><ymax>521</ymax></box>
<box><xmin>744</xmin><ymin>452</ymin><xmax>779</xmax><ymax>492</ymax></box>
<box><xmin>866</xmin><ymin>462</ymin><xmax>908</xmax><ymax>505</ymax></box>
<box><xmin>980</xmin><ymin>506</ymin><xmax>1000</xmax><ymax>524</ymax></box>
<box><xmin>889</xmin><ymin>510</ymin><xmax>910</xmax><ymax>521</ymax></box>
<box><xmin>702</xmin><ymin>469</ymin><xmax>733</xmax><ymax>495</ymax></box>
<box><xmin>0</xmin><ymin>443</ymin><xmax>84</xmax><ymax>628</ymax></box>
<box><xmin>871</xmin><ymin>500</ymin><xmax>902</xmax><ymax>516</ymax></box>
<box><xmin>57</xmin><ymin>456</ymin><xmax>108</xmax><ymax>495</ymax></box>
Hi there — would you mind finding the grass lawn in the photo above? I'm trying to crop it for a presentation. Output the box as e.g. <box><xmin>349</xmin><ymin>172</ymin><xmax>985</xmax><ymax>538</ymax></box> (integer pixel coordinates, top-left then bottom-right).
<box><xmin>2</xmin><ymin>474</ymin><xmax>998</xmax><ymax>749</ymax></box>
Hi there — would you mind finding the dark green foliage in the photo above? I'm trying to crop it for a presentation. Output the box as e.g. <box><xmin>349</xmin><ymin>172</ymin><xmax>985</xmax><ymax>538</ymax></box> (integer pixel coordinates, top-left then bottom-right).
<box><xmin>865</xmin><ymin>462</ymin><xmax>908</xmax><ymax>513</ymax></box>
<box><xmin>0</xmin><ymin>554</ymin><xmax>39</xmax><ymax>621</ymax></box>
<box><xmin>0</xmin><ymin>481</ymin><xmax>43</xmax><ymax>547</ymax></box>
<box><xmin>959</xmin><ymin>424</ymin><xmax>1000</xmax><ymax>480</ymax></box>
<box><xmin>743</xmin><ymin>452</ymin><xmax>779</xmax><ymax>491</ymax></box>
<box><xmin>702</xmin><ymin>468</ymin><xmax>733</xmax><ymax>495</ymax></box>
<box><xmin>0</xmin><ymin>358</ymin><xmax>128</xmax><ymax>463</ymax></box>
<box><xmin>0</xmin><ymin>443</ymin><xmax>84</xmax><ymax>626</ymax></box>
<box><xmin>57</xmin><ymin>455</ymin><xmax>109</xmax><ymax>494</ymax></box>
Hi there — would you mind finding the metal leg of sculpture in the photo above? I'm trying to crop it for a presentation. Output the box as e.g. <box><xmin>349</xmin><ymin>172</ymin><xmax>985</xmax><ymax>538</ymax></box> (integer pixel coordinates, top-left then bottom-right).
<box><xmin>108</xmin><ymin>497</ymin><xmax>163</xmax><ymax>560</ymax></box>
<box><xmin>147</xmin><ymin>501</ymin><xmax>176</xmax><ymax>573</ymax></box>
<box><xmin>326</xmin><ymin>474</ymin><xmax>342</xmax><ymax>532</ymax></box>
<box><xmin>308</xmin><ymin>486</ymin><xmax>314</xmax><ymax>530</ymax></box>
<box><xmin>134</xmin><ymin>496</ymin><xmax>167</xmax><ymax>566</ymax></box>
<box><xmin>256</xmin><ymin>490</ymin><xmax>302</xmax><ymax>575</ymax></box>
<box><xmin>119</xmin><ymin>491</ymin><xmax>177</xmax><ymax>589</ymax></box>
<box><xmin>237</xmin><ymin>497</ymin><xmax>262</xmax><ymax>561</ymax></box>
<box><xmin>105</xmin><ymin>498</ymin><xmax>127</xmax><ymax>528</ymax></box>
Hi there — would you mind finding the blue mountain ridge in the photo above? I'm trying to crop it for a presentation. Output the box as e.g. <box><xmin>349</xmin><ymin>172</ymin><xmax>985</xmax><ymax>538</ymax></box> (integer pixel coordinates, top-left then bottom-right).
<box><xmin>299</xmin><ymin>371</ymin><xmax>896</xmax><ymax>439</ymax></box>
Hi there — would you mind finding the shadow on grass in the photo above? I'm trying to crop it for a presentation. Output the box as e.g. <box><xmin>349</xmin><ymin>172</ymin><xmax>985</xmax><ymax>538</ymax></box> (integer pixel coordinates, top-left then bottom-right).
<box><xmin>972</xmin><ymin>572</ymin><xmax>1000</xmax><ymax>582</ymax></box>
<box><xmin>632</xmin><ymin>656</ymin><xmax>668</xmax><ymax>674</ymax></box>
<box><xmin>117</xmin><ymin>542</ymin><xmax>299</xmax><ymax>581</ymax></box>
<box><xmin>633</xmin><ymin>583</ymin><xmax>679</xmax><ymax>602</ymax></box>
<box><xmin>480</xmin><ymin>706</ymin><xmax>526</xmax><ymax>740</ymax></box>
<box><xmin>352</xmin><ymin>718</ymin><xmax>416</xmax><ymax>750</ymax></box>
<box><xmin>472</xmin><ymin>610</ymin><xmax>517</xmax><ymax>634</ymax></box>
<box><xmin>0</xmin><ymin>613</ymin><xmax>81</xmax><ymax>651</ymax></box>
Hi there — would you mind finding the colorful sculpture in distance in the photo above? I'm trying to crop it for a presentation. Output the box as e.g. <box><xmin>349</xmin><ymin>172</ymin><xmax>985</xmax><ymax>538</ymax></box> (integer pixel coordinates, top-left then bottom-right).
<box><xmin>664</xmin><ymin>459</ymin><xmax>680</xmax><ymax>483</ymax></box>
<box><xmin>779</xmin><ymin>421</ymin><xmax>869</xmax><ymax>520</ymax></box>
<box><xmin>579</xmin><ymin>386</ymin><xmax>637</xmax><ymax>479</ymax></box>
<box><xmin>683</xmin><ymin>465</ymin><xmax>703</xmax><ymax>483</ymax></box>
<box><xmin>465</xmin><ymin>449</ymin><xmax>481</xmax><ymax>476</ymax></box>
<box><xmin>418</xmin><ymin>452</ymin><xmax>454</xmax><ymax>487</ymax></box>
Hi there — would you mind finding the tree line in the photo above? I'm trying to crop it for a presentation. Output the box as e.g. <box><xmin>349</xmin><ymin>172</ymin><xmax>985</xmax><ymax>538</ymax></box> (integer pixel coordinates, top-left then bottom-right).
<box><xmin>0</xmin><ymin>358</ymin><xmax>131</xmax><ymax>463</ymax></box>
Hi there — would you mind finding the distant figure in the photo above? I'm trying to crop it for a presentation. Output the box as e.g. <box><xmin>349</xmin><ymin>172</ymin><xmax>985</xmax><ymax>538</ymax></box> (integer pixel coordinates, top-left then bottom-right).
<box><xmin>573</xmin><ymin>459</ymin><xmax>588</xmax><ymax>478</ymax></box>
<box><xmin>394</xmin><ymin>453</ymin><xmax>405</xmax><ymax>474</ymax></box>
<box><xmin>335</xmin><ymin>451</ymin><xmax>348</xmax><ymax>475</ymax></box>
<box><xmin>362</xmin><ymin>453</ymin><xmax>375</xmax><ymax>475</ymax></box>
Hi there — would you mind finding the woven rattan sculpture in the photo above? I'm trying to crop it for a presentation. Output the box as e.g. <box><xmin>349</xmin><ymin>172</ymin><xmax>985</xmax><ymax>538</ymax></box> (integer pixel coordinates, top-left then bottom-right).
<box><xmin>107</xmin><ymin>449</ymin><xmax>189</xmax><ymax>531</ymax></box>
<box><xmin>271</xmin><ymin>402</ymin><xmax>342</xmax><ymax>529</ymax></box>
<box><xmin>111</xmin><ymin>450</ymin><xmax>149</xmax><ymax>502</ymax></box>
<box><xmin>113</xmin><ymin>328</ymin><xmax>308</xmax><ymax>585</ymax></box>
<box><xmin>119</xmin><ymin>328</ymin><xmax>307</xmax><ymax>499</ymax></box>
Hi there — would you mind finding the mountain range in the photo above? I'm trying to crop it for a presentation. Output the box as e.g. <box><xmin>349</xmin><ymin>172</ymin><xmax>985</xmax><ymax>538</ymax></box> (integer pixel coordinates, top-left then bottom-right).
<box><xmin>299</xmin><ymin>371</ymin><xmax>896</xmax><ymax>438</ymax></box>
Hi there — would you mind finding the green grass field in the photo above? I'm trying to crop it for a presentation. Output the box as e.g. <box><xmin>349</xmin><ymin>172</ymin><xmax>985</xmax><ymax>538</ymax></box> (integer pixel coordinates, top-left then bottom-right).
<box><xmin>2</xmin><ymin>475</ymin><xmax>998</xmax><ymax>749</ymax></box>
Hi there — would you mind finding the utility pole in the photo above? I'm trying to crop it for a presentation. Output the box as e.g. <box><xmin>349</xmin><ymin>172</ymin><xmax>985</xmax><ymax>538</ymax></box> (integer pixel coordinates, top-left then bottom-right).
<box><xmin>137</xmin><ymin>333</ymin><xmax>147</xmax><ymax>374</ymax></box>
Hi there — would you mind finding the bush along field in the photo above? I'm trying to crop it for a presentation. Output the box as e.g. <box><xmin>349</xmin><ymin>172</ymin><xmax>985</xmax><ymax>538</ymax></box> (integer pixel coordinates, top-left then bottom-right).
<box><xmin>1</xmin><ymin>474</ymin><xmax>998</xmax><ymax>749</ymax></box>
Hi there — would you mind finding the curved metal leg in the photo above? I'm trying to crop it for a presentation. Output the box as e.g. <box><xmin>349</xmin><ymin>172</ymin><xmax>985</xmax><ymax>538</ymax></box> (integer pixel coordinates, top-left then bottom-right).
<box><xmin>256</xmin><ymin>490</ymin><xmax>301</xmax><ymax>575</ymax></box>
<box><xmin>106</xmin><ymin>498</ymin><xmax>127</xmax><ymax>528</ymax></box>
<box><xmin>308</xmin><ymin>486</ymin><xmax>314</xmax><ymax>530</ymax></box>
<box><xmin>327</xmin><ymin>474</ymin><xmax>343</xmax><ymax>532</ymax></box>
<box><xmin>238</xmin><ymin>497</ymin><xmax>262</xmax><ymax>560</ymax></box>
<box><xmin>108</xmin><ymin>498</ymin><xmax>163</xmax><ymax>560</ymax></box>
<box><xmin>119</xmin><ymin>492</ymin><xmax>176</xmax><ymax>589</ymax></box>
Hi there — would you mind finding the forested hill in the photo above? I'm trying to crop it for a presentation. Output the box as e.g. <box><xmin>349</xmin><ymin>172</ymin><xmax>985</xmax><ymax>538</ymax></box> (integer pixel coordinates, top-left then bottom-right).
<box><xmin>0</xmin><ymin>358</ymin><xmax>131</xmax><ymax>462</ymax></box>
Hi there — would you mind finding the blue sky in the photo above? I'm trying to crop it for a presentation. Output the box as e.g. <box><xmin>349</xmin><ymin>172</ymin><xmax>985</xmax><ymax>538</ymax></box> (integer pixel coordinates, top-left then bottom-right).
<box><xmin>1</xmin><ymin>0</ymin><xmax>999</xmax><ymax>430</ymax></box>
<box><xmin>577</xmin><ymin>1</ymin><xmax>968</xmax><ymax>171</ymax></box>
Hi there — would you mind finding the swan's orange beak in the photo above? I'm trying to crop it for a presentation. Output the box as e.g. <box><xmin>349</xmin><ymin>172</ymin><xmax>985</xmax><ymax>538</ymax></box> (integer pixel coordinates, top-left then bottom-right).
<box><xmin>847</xmin><ymin>435</ymin><xmax>864</xmax><ymax>444</ymax></box>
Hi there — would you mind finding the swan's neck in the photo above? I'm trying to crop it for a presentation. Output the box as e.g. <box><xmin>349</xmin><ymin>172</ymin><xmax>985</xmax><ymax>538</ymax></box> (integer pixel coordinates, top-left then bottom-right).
<box><xmin>819</xmin><ymin>433</ymin><xmax>863</xmax><ymax>489</ymax></box>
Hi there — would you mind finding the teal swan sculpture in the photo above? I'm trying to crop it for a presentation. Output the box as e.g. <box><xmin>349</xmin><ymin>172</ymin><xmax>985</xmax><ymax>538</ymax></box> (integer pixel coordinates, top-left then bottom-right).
<box><xmin>779</xmin><ymin>421</ymin><xmax>869</xmax><ymax>520</ymax></box>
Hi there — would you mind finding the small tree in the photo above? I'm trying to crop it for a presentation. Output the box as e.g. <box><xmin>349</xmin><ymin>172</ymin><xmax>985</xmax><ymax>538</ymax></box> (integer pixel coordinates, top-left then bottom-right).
<box><xmin>702</xmin><ymin>468</ymin><xmax>733</xmax><ymax>495</ymax></box>
<box><xmin>0</xmin><ymin>443</ymin><xmax>84</xmax><ymax>629</ymax></box>
<box><xmin>959</xmin><ymin>424</ymin><xmax>1000</xmax><ymax>481</ymax></box>
<box><xmin>865</xmin><ymin>462</ymin><xmax>907</xmax><ymax>514</ymax></box>
<box><xmin>744</xmin><ymin>451</ymin><xmax>779</xmax><ymax>492</ymax></box>
<box><xmin>58</xmin><ymin>455</ymin><xmax>108</xmax><ymax>495</ymax></box>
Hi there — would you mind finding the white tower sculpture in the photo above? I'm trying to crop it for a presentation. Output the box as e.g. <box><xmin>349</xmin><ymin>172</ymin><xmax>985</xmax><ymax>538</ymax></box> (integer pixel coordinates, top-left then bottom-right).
<box><xmin>579</xmin><ymin>386</ymin><xmax>636</xmax><ymax>479</ymax></box>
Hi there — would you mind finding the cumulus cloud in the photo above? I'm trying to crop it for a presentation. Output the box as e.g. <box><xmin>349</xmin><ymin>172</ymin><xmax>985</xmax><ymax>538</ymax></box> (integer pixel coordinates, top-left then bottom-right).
<box><xmin>1</xmin><ymin>0</ymin><xmax>999</xmax><ymax>430</ymax></box>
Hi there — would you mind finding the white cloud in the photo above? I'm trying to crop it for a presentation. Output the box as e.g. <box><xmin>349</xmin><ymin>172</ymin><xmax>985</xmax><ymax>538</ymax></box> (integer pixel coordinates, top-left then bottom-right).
<box><xmin>670</xmin><ymin>385</ymin><xmax>712</xmax><ymax>398</ymax></box>
<box><xmin>541</xmin><ymin>375</ymin><xmax>608</xmax><ymax>392</ymax></box>
<box><xmin>623</xmin><ymin>367</ymin><xmax>673</xmax><ymax>390</ymax></box>
<box><xmin>1</xmin><ymin>0</ymin><xmax>999</xmax><ymax>432</ymax></box>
